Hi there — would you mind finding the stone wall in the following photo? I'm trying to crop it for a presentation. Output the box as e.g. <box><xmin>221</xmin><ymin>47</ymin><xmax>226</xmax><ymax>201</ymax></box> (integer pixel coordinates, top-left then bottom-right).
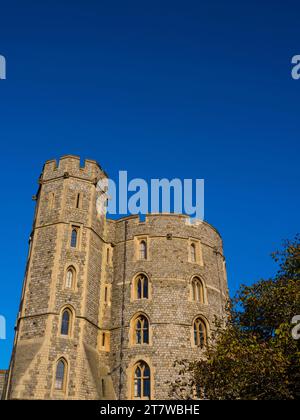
<box><xmin>0</xmin><ymin>370</ymin><xmax>7</xmax><ymax>399</ymax></box>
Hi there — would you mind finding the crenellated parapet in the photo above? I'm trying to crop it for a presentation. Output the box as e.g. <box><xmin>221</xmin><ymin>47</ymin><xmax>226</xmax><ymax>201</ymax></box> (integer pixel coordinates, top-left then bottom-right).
<box><xmin>42</xmin><ymin>155</ymin><xmax>107</xmax><ymax>183</ymax></box>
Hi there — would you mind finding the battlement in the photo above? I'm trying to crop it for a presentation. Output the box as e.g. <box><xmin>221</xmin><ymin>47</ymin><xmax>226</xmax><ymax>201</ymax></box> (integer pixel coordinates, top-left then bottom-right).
<box><xmin>42</xmin><ymin>155</ymin><xmax>108</xmax><ymax>182</ymax></box>
<box><xmin>109</xmin><ymin>213</ymin><xmax>222</xmax><ymax>243</ymax></box>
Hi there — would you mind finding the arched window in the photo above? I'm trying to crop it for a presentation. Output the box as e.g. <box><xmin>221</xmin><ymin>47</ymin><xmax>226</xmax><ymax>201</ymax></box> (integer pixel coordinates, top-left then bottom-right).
<box><xmin>139</xmin><ymin>241</ymin><xmax>147</xmax><ymax>260</ymax></box>
<box><xmin>135</xmin><ymin>274</ymin><xmax>149</xmax><ymax>299</ymax></box>
<box><xmin>55</xmin><ymin>359</ymin><xmax>67</xmax><ymax>391</ymax></box>
<box><xmin>192</xmin><ymin>277</ymin><xmax>204</xmax><ymax>303</ymax></box>
<box><xmin>61</xmin><ymin>309</ymin><xmax>72</xmax><ymax>336</ymax></box>
<box><xmin>71</xmin><ymin>228</ymin><xmax>78</xmax><ymax>248</ymax></box>
<box><xmin>191</xmin><ymin>243</ymin><xmax>196</xmax><ymax>263</ymax></box>
<box><xmin>133</xmin><ymin>361</ymin><xmax>151</xmax><ymax>400</ymax></box>
<box><xmin>65</xmin><ymin>267</ymin><xmax>75</xmax><ymax>289</ymax></box>
<box><xmin>193</xmin><ymin>318</ymin><xmax>207</xmax><ymax>348</ymax></box>
<box><xmin>134</xmin><ymin>315</ymin><xmax>149</xmax><ymax>345</ymax></box>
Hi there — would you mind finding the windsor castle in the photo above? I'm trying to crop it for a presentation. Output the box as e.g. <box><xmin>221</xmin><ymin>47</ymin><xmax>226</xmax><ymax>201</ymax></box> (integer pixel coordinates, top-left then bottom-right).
<box><xmin>1</xmin><ymin>155</ymin><xmax>228</xmax><ymax>400</ymax></box>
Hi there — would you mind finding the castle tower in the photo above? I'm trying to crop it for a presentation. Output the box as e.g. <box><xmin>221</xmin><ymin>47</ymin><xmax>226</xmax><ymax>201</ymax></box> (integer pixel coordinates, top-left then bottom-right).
<box><xmin>5</xmin><ymin>156</ymin><xmax>114</xmax><ymax>399</ymax></box>
<box><xmin>106</xmin><ymin>214</ymin><xmax>228</xmax><ymax>400</ymax></box>
<box><xmin>5</xmin><ymin>156</ymin><xmax>228</xmax><ymax>400</ymax></box>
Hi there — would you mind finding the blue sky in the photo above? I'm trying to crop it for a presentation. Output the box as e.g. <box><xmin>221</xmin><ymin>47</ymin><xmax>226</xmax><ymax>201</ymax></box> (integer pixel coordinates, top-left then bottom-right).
<box><xmin>0</xmin><ymin>0</ymin><xmax>299</xmax><ymax>367</ymax></box>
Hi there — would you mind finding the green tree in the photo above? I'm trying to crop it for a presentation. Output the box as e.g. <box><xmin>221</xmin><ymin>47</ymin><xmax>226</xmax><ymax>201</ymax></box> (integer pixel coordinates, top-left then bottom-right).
<box><xmin>169</xmin><ymin>236</ymin><xmax>300</xmax><ymax>400</ymax></box>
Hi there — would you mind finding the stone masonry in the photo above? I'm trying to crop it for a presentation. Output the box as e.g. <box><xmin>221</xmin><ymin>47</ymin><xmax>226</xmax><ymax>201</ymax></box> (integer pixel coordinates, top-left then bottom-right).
<box><xmin>0</xmin><ymin>371</ymin><xmax>7</xmax><ymax>399</ymax></box>
<box><xmin>4</xmin><ymin>155</ymin><xmax>228</xmax><ymax>400</ymax></box>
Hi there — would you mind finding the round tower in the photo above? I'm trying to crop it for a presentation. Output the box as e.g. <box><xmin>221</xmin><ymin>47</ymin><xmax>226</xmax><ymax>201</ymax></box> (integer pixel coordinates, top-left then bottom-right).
<box><xmin>107</xmin><ymin>214</ymin><xmax>228</xmax><ymax>400</ymax></box>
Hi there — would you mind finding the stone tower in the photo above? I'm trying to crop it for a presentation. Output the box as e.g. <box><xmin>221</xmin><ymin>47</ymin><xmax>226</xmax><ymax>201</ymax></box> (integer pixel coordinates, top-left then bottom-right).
<box><xmin>5</xmin><ymin>155</ymin><xmax>228</xmax><ymax>400</ymax></box>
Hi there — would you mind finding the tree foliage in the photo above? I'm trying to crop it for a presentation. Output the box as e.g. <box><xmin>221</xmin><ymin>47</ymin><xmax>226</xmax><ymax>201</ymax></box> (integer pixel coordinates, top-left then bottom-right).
<box><xmin>169</xmin><ymin>235</ymin><xmax>300</xmax><ymax>400</ymax></box>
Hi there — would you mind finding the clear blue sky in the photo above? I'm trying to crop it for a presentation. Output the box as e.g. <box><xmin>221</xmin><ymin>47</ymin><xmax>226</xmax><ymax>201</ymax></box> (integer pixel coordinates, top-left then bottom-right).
<box><xmin>0</xmin><ymin>0</ymin><xmax>299</xmax><ymax>368</ymax></box>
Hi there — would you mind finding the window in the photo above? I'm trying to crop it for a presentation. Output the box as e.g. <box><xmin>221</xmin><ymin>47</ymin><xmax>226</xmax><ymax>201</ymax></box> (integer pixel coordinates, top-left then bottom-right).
<box><xmin>191</xmin><ymin>243</ymin><xmax>196</xmax><ymax>263</ymax></box>
<box><xmin>65</xmin><ymin>267</ymin><xmax>75</xmax><ymax>289</ymax></box>
<box><xmin>99</xmin><ymin>331</ymin><xmax>110</xmax><ymax>351</ymax></box>
<box><xmin>192</xmin><ymin>277</ymin><xmax>205</xmax><ymax>304</ymax></box>
<box><xmin>102</xmin><ymin>379</ymin><xmax>106</xmax><ymax>398</ymax></box>
<box><xmin>106</xmin><ymin>245</ymin><xmax>113</xmax><ymax>266</ymax></box>
<box><xmin>55</xmin><ymin>359</ymin><xmax>67</xmax><ymax>391</ymax></box>
<box><xmin>134</xmin><ymin>274</ymin><xmax>149</xmax><ymax>300</ymax></box>
<box><xmin>75</xmin><ymin>193</ymin><xmax>82</xmax><ymax>209</ymax></box>
<box><xmin>103</xmin><ymin>284</ymin><xmax>111</xmax><ymax>306</ymax></box>
<box><xmin>134</xmin><ymin>315</ymin><xmax>149</xmax><ymax>345</ymax></box>
<box><xmin>61</xmin><ymin>309</ymin><xmax>72</xmax><ymax>336</ymax></box>
<box><xmin>189</xmin><ymin>240</ymin><xmax>203</xmax><ymax>265</ymax></box>
<box><xmin>71</xmin><ymin>228</ymin><xmax>78</xmax><ymax>248</ymax></box>
<box><xmin>133</xmin><ymin>361</ymin><xmax>151</xmax><ymax>400</ymax></box>
<box><xmin>139</xmin><ymin>240</ymin><xmax>147</xmax><ymax>260</ymax></box>
<box><xmin>193</xmin><ymin>318</ymin><xmax>207</xmax><ymax>348</ymax></box>
<box><xmin>135</xmin><ymin>237</ymin><xmax>149</xmax><ymax>261</ymax></box>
